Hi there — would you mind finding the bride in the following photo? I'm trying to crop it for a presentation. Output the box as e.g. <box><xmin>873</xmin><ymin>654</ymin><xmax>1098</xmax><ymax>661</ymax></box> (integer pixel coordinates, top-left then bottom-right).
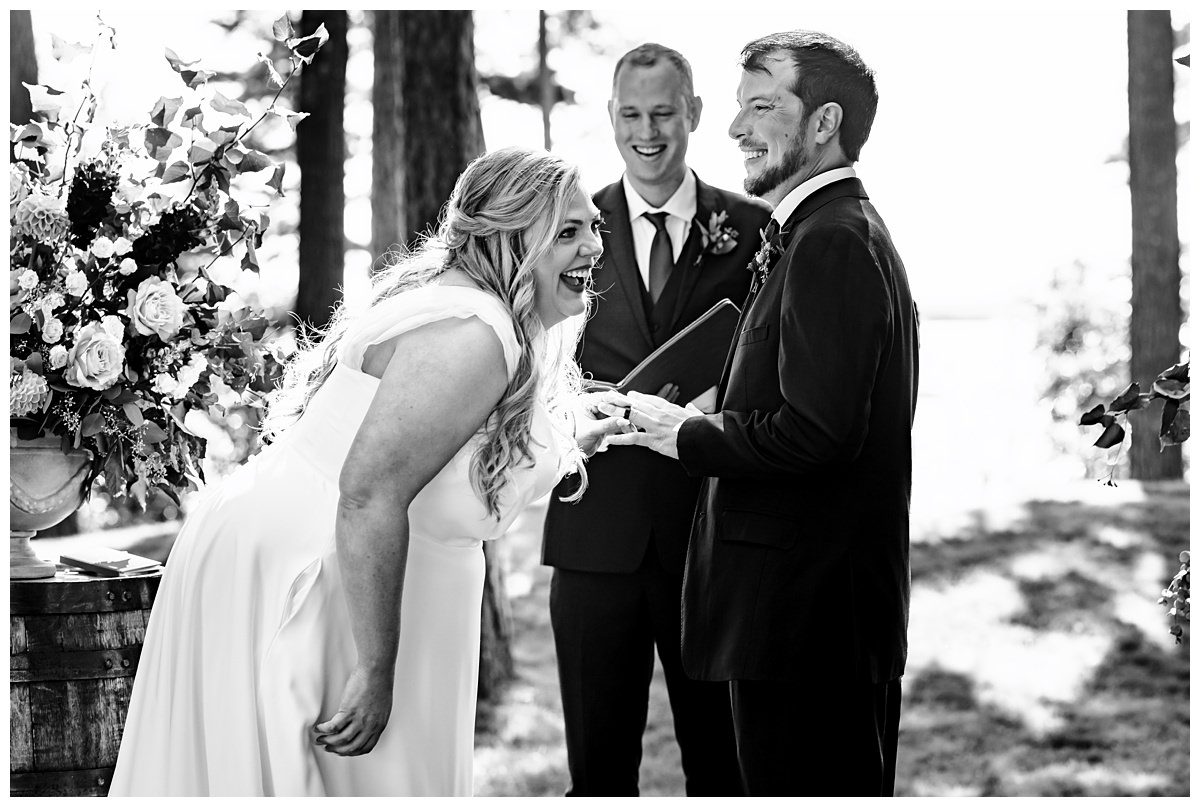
<box><xmin>109</xmin><ymin>147</ymin><xmax>625</xmax><ymax>796</ymax></box>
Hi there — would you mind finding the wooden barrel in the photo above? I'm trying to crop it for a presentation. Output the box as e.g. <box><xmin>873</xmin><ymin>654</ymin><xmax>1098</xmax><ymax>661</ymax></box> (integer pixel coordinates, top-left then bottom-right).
<box><xmin>10</xmin><ymin>569</ymin><xmax>161</xmax><ymax>797</ymax></box>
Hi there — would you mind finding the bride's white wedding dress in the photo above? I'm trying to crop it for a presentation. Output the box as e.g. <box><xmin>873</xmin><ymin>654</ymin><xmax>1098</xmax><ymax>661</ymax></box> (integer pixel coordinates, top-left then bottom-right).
<box><xmin>109</xmin><ymin>286</ymin><xmax>569</xmax><ymax>796</ymax></box>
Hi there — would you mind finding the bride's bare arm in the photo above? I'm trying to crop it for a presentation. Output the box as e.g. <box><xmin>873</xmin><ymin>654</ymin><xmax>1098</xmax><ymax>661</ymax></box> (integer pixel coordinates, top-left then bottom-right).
<box><xmin>313</xmin><ymin>316</ymin><xmax>508</xmax><ymax>757</ymax></box>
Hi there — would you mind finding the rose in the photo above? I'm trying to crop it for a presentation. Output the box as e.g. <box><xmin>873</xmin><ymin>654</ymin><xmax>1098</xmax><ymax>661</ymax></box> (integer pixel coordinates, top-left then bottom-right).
<box><xmin>48</xmin><ymin>344</ymin><xmax>68</xmax><ymax>370</ymax></box>
<box><xmin>18</xmin><ymin>269</ymin><xmax>39</xmax><ymax>290</ymax></box>
<box><xmin>64</xmin><ymin>270</ymin><xmax>88</xmax><ymax>296</ymax></box>
<box><xmin>13</xmin><ymin>193</ymin><xmax>69</xmax><ymax>242</ymax></box>
<box><xmin>126</xmin><ymin>277</ymin><xmax>186</xmax><ymax>341</ymax></box>
<box><xmin>65</xmin><ymin>321</ymin><xmax>127</xmax><ymax>390</ymax></box>
<box><xmin>38</xmin><ymin>291</ymin><xmax>65</xmax><ymax>315</ymax></box>
<box><xmin>113</xmin><ymin>236</ymin><xmax>133</xmax><ymax>255</ymax></box>
<box><xmin>91</xmin><ymin>235</ymin><xmax>116</xmax><ymax>259</ymax></box>
<box><xmin>100</xmin><ymin>315</ymin><xmax>125</xmax><ymax>339</ymax></box>
<box><xmin>42</xmin><ymin>317</ymin><xmax>64</xmax><ymax>344</ymax></box>
<box><xmin>118</xmin><ymin>257</ymin><xmax>137</xmax><ymax>275</ymax></box>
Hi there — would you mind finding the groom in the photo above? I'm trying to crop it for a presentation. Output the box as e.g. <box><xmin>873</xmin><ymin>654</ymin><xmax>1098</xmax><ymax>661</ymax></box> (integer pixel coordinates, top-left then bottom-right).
<box><xmin>606</xmin><ymin>31</ymin><xmax>919</xmax><ymax>795</ymax></box>
<box><xmin>542</xmin><ymin>43</ymin><xmax>768</xmax><ymax>796</ymax></box>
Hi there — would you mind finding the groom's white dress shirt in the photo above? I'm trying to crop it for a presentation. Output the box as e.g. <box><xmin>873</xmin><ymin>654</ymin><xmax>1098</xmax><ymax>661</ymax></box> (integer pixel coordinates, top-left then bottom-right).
<box><xmin>770</xmin><ymin>166</ymin><xmax>858</xmax><ymax>226</ymax></box>
<box><xmin>622</xmin><ymin>171</ymin><xmax>697</xmax><ymax>290</ymax></box>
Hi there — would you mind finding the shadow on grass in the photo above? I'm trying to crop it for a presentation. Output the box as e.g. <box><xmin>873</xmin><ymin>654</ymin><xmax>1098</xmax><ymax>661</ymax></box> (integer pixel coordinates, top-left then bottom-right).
<box><xmin>899</xmin><ymin>481</ymin><xmax>1189</xmax><ymax>796</ymax></box>
<box><xmin>476</xmin><ymin>482</ymin><xmax>1188</xmax><ymax>796</ymax></box>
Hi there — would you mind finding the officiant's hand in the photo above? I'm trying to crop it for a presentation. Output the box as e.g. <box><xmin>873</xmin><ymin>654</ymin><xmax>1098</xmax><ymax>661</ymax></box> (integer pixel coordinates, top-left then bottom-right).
<box><xmin>597</xmin><ymin>390</ymin><xmax>699</xmax><ymax>460</ymax></box>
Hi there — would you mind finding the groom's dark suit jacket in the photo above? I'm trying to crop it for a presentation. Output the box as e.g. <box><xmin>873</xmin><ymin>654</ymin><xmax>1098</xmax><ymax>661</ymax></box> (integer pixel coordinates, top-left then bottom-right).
<box><xmin>678</xmin><ymin>177</ymin><xmax>918</xmax><ymax>684</ymax></box>
<box><xmin>543</xmin><ymin>174</ymin><xmax>769</xmax><ymax>575</ymax></box>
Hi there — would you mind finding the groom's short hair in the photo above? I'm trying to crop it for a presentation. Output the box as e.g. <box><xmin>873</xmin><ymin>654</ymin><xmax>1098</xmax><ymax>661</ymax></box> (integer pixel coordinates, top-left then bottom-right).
<box><xmin>740</xmin><ymin>30</ymin><xmax>878</xmax><ymax>162</ymax></box>
<box><xmin>612</xmin><ymin>43</ymin><xmax>696</xmax><ymax>100</ymax></box>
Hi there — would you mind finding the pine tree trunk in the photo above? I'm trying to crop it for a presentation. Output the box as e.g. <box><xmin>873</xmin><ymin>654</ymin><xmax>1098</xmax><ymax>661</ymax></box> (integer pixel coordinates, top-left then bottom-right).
<box><xmin>370</xmin><ymin>11</ymin><xmax>405</xmax><ymax>270</ymax></box>
<box><xmin>1127</xmin><ymin>11</ymin><xmax>1183</xmax><ymax>479</ymax></box>
<box><xmin>538</xmin><ymin>11</ymin><xmax>553</xmax><ymax>150</ymax></box>
<box><xmin>295</xmin><ymin>10</ymin><xmax>349</xmax><ymax>330</ymax></box>
<box><xmin>391</xmin><ymin>11</ymin><xmax>513</xmax><ymax>702</ymax></box>
<box><xmin>10</xmin><ymin>10</ymin><xmax>37</xmax><ymax>126</ymax></box>
<box><xmin>399</xmin><ymin>11</ymin><xmax>486</xmax><ymax>241</ymax></box>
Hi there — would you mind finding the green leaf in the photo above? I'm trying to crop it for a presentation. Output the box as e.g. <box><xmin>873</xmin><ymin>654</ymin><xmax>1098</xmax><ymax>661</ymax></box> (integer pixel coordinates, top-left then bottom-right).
<box><xmin>188</xmin><ymin>136</ymin><xmax>218</xmax><ymax>165</ymax></box>
<box><xmin>237</xmin><ymin>149</ymin><xmax>273</xmax><ymax>173</ymax></box>
<box><xmin>287</xmin><ymin>24</ymin><xmax>329</xmax><ymax>65</ymax></box>
<box><xmin>257</xmin><ymin>52</ymin><xmax>285</xmax><ymax>88</ymax></box>
<box><xmin>50</xmin><ymin>34</ymin><xmax>92</xmax><ymax>62</ymax></box>
<box><xmin>10</xmin><ymin>312</ymin><xmax>32</xmax><ymax>334</ymax></box>
<box><xmin>209</xmin><ymin>127</ymin><xmax>240</xmax><ymax>148</ymax></box>
<box><xmin>1108</xmin><ymin>383</ymin><xmax>1149</xmax><ymax>413</ymax></box>
<box><xmin>149</xmin><ymin>96</ymin><xmax>183</xmax><ymax>128</ymax></box>
<box><xmin>163</xmin><ymin>47</ymin><xmax>214</xmax><ymax>88</ymax></box>
<box><xmin>161</xmin><ymin>160</ymin><xmax>191</xmax><ymax>184</ymax></box>
<box><xmin>1160</xmin><ymin>401</ymin><xmax>1189</xmax><ymax>448</ymax></box>
<box><xmin>145</xmin><ymin>127</ymin><xmax>183</xmax><ymax>162</ymax></box>
<box><xmin>1094</xmin><ymin>419</ymin><xmax>1126</xmax><ymax>450</ymax></box>
<box><xmin>122</xmin><ymin>402</ymin><xmax>144</xmax><ymax>427</ymax></box>
<box><xmin>1152</xmin><ymin>377</ymin><xmax>1190</xmax><ymax>401</ymax></box>
<box><xmin>272</xmin><ymin>14</ymin><xmax>296</xmax><ymax>42</ymax></box>
<box><xmin>267</xmin><ymin>163</ymin><xmax>286</xmax><ymax>196</ymax></box>
<box><xmin>11</xmin><ymin>121</ymin><xmax>57</xmax><ymax>150</ymax></box>
<box><xmin>1079</xmin><ymin>404</ymin><xmax>1106</xmax><ymax>426</ymax></box>
<box><xmin>81</xmin><ymin>412</ymin><xmax>106</xmax><ymax>437</ymax></box>
<box><xmin>210</xmin><ymin>91</ymin><xmax>251</xmax><ymax>119</ymax></box>
<box><xmin>142</xmin><ymin>421</ymin><xmax>169</xmax><ymax>444</ymax></box>
<box><xmin>270</xmin><ymin>104</ymin><xmax>309</xmax><ymax>130</ymax></box>
<box><xmin>22</xmin><ymin>83</ymin><xmax>67</xmax><ymax>122</ymax></box>
<box><xmin>241</xmin><ymin>238</ymin><xmax>259</xmax><ymax>272</ymax></box>
<box><xmin>102</xmin><ymin>448</ymin><xmax>124</xmax><ymax>499</ymax></box>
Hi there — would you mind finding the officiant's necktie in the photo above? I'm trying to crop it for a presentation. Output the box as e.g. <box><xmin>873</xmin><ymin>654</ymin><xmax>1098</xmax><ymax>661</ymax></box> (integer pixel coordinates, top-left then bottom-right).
<box><xmin>643</xmin><ymin>211</ymin><xmax>673</xmax><ymax>304</ymax></box>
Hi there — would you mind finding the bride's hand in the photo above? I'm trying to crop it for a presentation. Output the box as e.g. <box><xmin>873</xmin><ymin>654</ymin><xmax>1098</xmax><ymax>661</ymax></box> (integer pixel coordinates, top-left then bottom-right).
<box><xmin>313</xmin><ymin>665</ymin><xmax>394</xmax><ymax>756</ymax></box>
<box><xmin>574</xmin><ymin>411</ymin><xmax>632</xmax><ymax>457</ymax></box>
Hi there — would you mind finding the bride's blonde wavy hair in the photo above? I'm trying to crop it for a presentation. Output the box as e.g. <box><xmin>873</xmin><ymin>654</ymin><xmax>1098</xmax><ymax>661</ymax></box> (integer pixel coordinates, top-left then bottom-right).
<box><xmin>263</xmin><ymin>147</ymin><xmax>590</xmax><ymax>518</ymax></box>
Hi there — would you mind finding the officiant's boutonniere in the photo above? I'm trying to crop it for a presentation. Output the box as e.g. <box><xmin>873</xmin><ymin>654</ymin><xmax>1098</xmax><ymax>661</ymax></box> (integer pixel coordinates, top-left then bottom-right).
<box><xmin>699</xmin><ymin>210</ymin><xmax>738</xmax><ymax>257</ymax></box>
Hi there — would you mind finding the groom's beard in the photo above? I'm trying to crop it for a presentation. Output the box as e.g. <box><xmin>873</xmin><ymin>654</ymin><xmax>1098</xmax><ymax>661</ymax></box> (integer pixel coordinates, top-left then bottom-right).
<box><xmin>745</xmin><ymin>128</ymin><xmax>809</xmax><ymax>199</ymax></box>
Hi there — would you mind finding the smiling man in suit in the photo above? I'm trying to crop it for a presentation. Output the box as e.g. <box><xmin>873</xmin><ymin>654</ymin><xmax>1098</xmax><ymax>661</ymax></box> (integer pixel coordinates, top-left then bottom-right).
<box><xmin>541</xmin><ymin>43</ymin><xmax>769</xmax><ymax>796</ymax></box>
<box><xmin>605</xmin><ymin>31</ymin><xmax>919</xmax><ymax>796</ymax></box>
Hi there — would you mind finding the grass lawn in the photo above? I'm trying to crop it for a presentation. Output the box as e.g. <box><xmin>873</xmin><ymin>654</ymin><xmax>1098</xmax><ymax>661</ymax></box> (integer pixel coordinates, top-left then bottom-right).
<box><xmin>473</xmin><ymin>481</ymin><xmax>1190</xmax><ymax>796</ymax></box>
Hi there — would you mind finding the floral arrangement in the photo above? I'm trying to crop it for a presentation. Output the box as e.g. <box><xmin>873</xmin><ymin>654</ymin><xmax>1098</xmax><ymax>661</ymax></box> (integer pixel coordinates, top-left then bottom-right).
<box><xmin>698</xmin><ymin>210</ymin><xmax>738</xmax><ymax>257</ymax></box>
<box><xmin>9</xmin><ymin>15</ymin><xmax>325</xmax><ymax>508</ymax></box>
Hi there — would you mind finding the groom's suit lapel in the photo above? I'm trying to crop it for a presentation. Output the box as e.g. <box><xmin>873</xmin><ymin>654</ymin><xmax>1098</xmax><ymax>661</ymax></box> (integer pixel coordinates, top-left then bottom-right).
<box><xmin>595</xmin><ymin>181</ymin><xmax>654</xmax><ymax>350</ymax></box>
<box><xmin>714</xmin><ymin>176</ymin><xmax>869</xmax><ymax>406</ymax></box>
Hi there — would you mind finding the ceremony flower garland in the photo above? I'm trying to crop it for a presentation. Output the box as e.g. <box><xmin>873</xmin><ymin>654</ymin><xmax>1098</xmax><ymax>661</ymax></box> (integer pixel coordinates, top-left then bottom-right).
<box><xmin>9</xmin><ymin>15</ymin><xmax>325</xmax><ymax>508</ymax></box>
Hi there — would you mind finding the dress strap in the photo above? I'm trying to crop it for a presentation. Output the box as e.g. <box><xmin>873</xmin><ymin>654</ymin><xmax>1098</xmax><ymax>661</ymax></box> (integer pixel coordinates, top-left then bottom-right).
<box><xmin>339</xmin><ymin>286</ymin><xmax>521</xmax><ymax>380</ymax></box>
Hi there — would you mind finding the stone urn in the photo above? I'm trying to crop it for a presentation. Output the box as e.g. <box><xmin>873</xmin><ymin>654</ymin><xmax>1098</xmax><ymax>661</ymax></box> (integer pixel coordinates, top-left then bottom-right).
<box><xmin>9</xmin><ymin>429</ymin><xmax>92</xmax><ymax>579</ymax></box>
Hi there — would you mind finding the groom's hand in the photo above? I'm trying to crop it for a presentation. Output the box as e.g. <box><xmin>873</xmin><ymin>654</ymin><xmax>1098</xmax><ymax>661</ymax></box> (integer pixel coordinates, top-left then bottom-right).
<box><xmin>597</xmin><ymin>390</ymin><xmax>698</xmax><ymax>460</ymax></box>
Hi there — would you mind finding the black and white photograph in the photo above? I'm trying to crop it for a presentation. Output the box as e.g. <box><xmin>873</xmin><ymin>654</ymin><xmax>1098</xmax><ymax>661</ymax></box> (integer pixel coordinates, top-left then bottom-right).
<box><xmin>6</xmin><ymin>5</ymin><xmax>1190</xmax><ymax>798</ymax></box>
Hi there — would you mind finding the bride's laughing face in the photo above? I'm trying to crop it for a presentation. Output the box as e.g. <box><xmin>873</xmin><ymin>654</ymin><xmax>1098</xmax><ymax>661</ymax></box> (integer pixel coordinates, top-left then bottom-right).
<box><xmin>532</xmin><ymin>188</ymin><xmax>603</xmax><ymax>329</ymax></box>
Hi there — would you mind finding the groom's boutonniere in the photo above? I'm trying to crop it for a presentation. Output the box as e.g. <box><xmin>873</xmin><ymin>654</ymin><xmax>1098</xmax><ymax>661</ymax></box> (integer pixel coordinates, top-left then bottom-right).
<box><xmin>748</xmin><ymin>223</ymin><xmax>783</xmax><ymax>293</ymax></box>
<box><xmin>698</xmin><ymin>210</ymin><xmax>738</xmax><ymax>258</ymax></box>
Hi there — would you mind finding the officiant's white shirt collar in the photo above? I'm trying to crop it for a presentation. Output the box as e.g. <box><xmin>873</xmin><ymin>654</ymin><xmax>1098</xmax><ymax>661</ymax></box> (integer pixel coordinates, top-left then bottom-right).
<box><xmin>622</xmin><ymin>170</ymin><xmax>697</xmax><ymax>225</ymax></box>
<box><xmin>771</xmin><ymin>166</ymin><xmax>858</xmax><ymax>226</ymax></box>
